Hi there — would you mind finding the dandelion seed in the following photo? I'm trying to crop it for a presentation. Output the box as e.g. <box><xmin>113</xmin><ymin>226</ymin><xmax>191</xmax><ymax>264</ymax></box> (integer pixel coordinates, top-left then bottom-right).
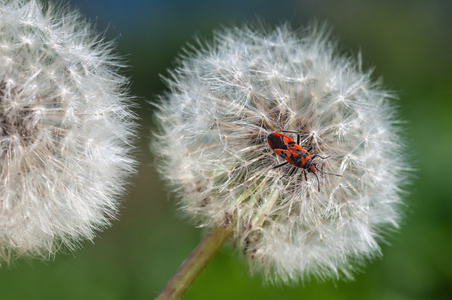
<box><xmin>152</xmin><ymin>23</ymin><xmax>409</xmax><ymax>283</ymax></box>
<box><xmin>0</xmin><ymin>0</ymin><xmax>136</xmax><ymax>263</ymax></box>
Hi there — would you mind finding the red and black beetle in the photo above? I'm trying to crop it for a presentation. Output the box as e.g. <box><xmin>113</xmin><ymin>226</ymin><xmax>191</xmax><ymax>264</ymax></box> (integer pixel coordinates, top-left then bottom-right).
<box><xmin>267</xmin><ymin>131</ymin><xmax>341</xmax><ymax>191</ymax></box>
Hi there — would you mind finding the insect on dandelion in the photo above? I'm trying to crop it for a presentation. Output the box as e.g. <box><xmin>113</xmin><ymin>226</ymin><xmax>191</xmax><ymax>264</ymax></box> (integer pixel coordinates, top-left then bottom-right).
<box><xmin>267</xmin><ymin>130</ymin><xmax>342</xmax><ymax>192</ymax></box>
<box><xmin>0</xmin><ymin>0</ymin><xmax>137</xmax><ymax>263</ymax></box>
<box><xmin>152</xmin><ymin>22</ymin><xmax>409</xmax><ymax>295</ymax></box>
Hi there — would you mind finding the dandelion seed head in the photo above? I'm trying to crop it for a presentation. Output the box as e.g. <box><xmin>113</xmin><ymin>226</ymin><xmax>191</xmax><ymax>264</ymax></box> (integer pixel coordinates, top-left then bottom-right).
<box><xmin>0</xmin><ymin>0</ymin><xmax>136</xmax><ymax>263</ymax></box>
<box><xmin>152</xmin><ymin>23</ymin><xmax>409</xmax><ymax>282</ymax></box>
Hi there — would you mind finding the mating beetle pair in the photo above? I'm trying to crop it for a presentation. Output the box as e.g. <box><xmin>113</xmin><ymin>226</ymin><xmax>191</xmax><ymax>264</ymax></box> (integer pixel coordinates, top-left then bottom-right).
<box><xmin>267</xmin><ymin>131</ymin><xmax>341</xmax><ymax>191</ymax></box>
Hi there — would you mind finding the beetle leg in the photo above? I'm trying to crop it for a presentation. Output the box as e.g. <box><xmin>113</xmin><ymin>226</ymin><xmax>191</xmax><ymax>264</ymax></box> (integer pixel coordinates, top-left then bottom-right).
<box><xmin>272</xmin><ymin>161</ymin><xmax>289</xmax><ymax>169</ymax></box>
<box><xmin>280</xmin><ymin>166</ymin><xmax>297</xmax><ymax>180</ymax></box>
<box><xmin>311</xmin><ymin>171</ymin><xmax>321</xmax><ymax>192</ymax></box>
<box><xmin>311</xmin><ymin>154</ymin><xmax>329</xmax><ymax>160</ymax></box>
<box><xmin>288</xmin><ymin>167</ymin><xmax>297</xmax><ymax>176</ymax></box>
<box><xmin>282</xmin><ymin>130</ymin><xmax>301</xmax><ymax>145</ymax></box>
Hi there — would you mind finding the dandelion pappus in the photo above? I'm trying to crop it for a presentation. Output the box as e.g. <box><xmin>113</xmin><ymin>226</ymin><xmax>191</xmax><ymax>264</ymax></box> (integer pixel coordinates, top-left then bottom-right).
<box><xmin>267</xmin><ymin>131</ymin><xmax>342</xmax><ymax>192</ymax></box>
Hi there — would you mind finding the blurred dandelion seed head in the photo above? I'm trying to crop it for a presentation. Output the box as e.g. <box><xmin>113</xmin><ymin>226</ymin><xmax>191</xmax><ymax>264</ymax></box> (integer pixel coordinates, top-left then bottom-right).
<box><xmin>0</xmin><ymin>0</ymin><xmax>137</xmax><ymax>263</ymax></box>
<box><xmin>151</xmin><ymin>23</ymin><xmax>409</xmax><ymax>282</ymax></box>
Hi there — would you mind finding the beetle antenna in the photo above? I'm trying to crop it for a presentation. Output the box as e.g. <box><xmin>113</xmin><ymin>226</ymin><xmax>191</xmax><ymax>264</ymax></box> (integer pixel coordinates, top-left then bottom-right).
<box><xmin>316</xmin><ymin>169</ymin><xmax>342</xmax><ymax>177</ymax></box>
<box><xmin>312</xmin><ymin>170</ymin><xmax>321</xmax><ymax>192</ymax></box>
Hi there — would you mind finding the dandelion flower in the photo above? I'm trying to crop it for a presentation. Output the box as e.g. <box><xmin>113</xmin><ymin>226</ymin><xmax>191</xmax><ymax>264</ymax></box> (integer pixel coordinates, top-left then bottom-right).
<box><xmin>152</xmin><ymin>23</ymin><xmax>408</xmax><ymax>283</ymax></box>
<box><xmin>0</xmin><ymin>0</ymin><xmax>136</xmax><ymax>262</ymax></box>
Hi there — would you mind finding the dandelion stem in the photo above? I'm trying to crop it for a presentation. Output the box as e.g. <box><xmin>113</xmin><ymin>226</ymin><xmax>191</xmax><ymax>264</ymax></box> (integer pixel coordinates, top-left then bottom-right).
<box><xmin>156</xmin><ymin>226</ymin><xmax>232</xmax><ymax>300</ymax></box>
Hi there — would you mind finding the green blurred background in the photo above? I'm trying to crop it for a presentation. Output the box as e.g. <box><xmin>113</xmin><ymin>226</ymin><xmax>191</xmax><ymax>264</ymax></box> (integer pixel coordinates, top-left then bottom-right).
<box><xmin>1</xmin><ymin>0</ymin><xmax>451</xmax><ymax>299</ymax></box>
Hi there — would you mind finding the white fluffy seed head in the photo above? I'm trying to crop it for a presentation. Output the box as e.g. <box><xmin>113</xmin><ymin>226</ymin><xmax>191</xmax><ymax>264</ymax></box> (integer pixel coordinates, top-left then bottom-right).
<box><xmin>0</xmin><ymin>0</ymin><xmax>137</xmax><ymax>263</ymax></box>
<box><xmin>151</xmin><ymin>23</ymin><xmax>409</xmax><ymax>283</ymax></box>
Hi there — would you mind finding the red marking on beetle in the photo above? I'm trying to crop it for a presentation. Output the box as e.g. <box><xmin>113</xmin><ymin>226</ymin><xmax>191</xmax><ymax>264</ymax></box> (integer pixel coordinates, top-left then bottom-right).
<box><xmin>267</xmin><ymin>131</ymin><xmax>342</xmax><ymax>192</ymax></box>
